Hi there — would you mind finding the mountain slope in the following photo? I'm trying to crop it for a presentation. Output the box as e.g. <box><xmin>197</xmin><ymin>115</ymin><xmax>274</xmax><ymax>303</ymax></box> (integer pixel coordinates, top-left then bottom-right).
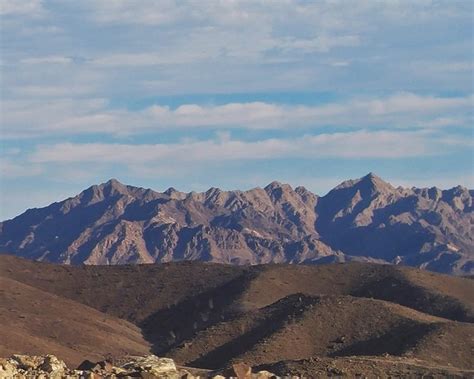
<box><xmin>0</xmin><ymin>276</ymin><xmax>150</xmax><ymax>367</ymax></box>
<box><xmin>1</xmin><ymin>256</ymin><xmax>473</xmax><ymax>372</ymax></box>
<box><xmin>1</xmin><ymin>255</ymin><xmax>472</xmax><ymax>334</ymax></box>
<box><xmin>166</xmin><ymin>294</ymin><xmax>473</xmax><ymax>370</ymax></box>
<box><xmin>0</xmin><ymin>173</ymin><xmax>472</xmax><ymax>274</ymax></box>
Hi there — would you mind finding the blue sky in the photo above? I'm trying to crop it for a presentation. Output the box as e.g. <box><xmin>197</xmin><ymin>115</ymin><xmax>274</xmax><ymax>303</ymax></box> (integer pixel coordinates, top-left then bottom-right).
<box><xmin>0</xmin><ymin>0</ymin><xmax>473</xmax><ymax>220</ymax></box>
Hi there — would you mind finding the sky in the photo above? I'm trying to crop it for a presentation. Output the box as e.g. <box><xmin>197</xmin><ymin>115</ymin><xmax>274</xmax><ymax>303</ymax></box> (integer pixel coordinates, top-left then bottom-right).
<box><xmin>0</xmin><ymin>0</ymin><xmax>473</xmax><ymax>220</ymax></box>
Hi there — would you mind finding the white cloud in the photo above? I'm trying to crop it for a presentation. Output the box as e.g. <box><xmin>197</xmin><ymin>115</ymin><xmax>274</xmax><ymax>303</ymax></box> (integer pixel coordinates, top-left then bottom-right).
<box><xmin>74</xmin><ymin>0</ymin><xmax>469</xmax><ymax>74</ymax></box>
<box><xmin>91</xmin><ymin>51</ymin><xmax>211</xmax><ymax>67</ymax></box>
<box><xmin>411</xmin><ymin>61</ymin><xmax>473</xmax><ymax>73</ymax></box>
<box><xmin>277</xmin><ymin>35</ymin><xmax>360</xmax><ymax>53</ymax></box>
<box><xmin>416</xmin><ymin>117</ymin><xmax>470</xmax><ymax>128</ymax></box>
<box><xmin>0</xmin><ymin>159</ymin><xmax>43</xmax><ymax>178</ymax></box>
<box><xmin>89</xmin><ymin>32</ymin><xmax>360</xmax><ymax>68</ymax></box>
<box><xmin>19</xmin><ymin>25</ymin><xmax>62</xmax><ymax>35</ymax></box>
<box><xmin>10</xmin><ymin>84</ymin><xmax>95</xmax><ymax>97</ymax></box>
<box><xmin>29</xmin><ymin>130</ymin><xmax>454</xmax><ymax>166</ymax></box>
<box><xmin>2</xmin><ymin>93</ymin><xmax>471</xmax><ymax>138</ymax></box>
<box><xmin>2</xmin><ymin>1</ymin><xmax>472</xmax><ymax>109</ymax></box>
<box><xmin>0</xmin><ymin>0</ymin><xmax>43</xmax><ymax>16</ymax></box>
<box><xmin>81</xmin><ymin>0</ymin><xmax>188</xmax><ymax>26</ymax></box>
<box><xmin>1</xmin><ymin>98</ymin><xmax>109</xmax><ymax>138</ymax></box>
<box><xmin>363</xmin><ymin>92</ymin><xmax>473</xmax><ymax>115</ymax></box>
<box><xmin>74</xmin><ymin>1</ymin><xmax>367</xmax><ymax>67</ymax></box>
<box><xmin>330</xmin><ymin>60</ymin><xmax>351</xmax><ymax>67</ymax></box>
<box><xmin>20</xmin><ymin>56</ymin><xmax>72</xmax><ymax>65</ymax></box>
<box><xmin>81</xmin><ymin>1</ymin><xmax>467</xmax><ymax>28</ymax></box>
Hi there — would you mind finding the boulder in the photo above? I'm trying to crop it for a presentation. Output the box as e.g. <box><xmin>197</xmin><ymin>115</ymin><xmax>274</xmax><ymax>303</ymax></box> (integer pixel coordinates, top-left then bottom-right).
<box><xmin>2</xmin><ymin>355</ymin><xmax>68</xmax><ymax>378</ymax></box>
<box><xmin>77</xmin><ymin>360</ymin><xmax>99</xmax><ymax>371</ymax></box>
<box><xmin>82</xmin><ymin>372</ymin><xmax>102</xmax><ymax>379</ymax></box>
<box><xmin>254</xmin><ymin>370</ymin><xmax>278</xmax><ymax>378</ymax></box>
<box><xmin>112</xmin><ymin>366</ymin><xmax>128</xmax><ymax>375</ymax></box>
<box><xmin>39</xmin><ymin>354</ymin><xmax>67</xmax><ymax>373</ymax></box>
<box><xmin>9</xmin><ymin>354</ymin><xmax>67</xmax><ymax>375</ymax></box>
<box><xmin>178</xmin><ymin>369</ymin><xmax>196</xmax><ymax>379</ymax></box>
<box><xmin>232</xmin><ymin>362</ymin><xmax>252</xmax><ymax>379</ymax></box>
<box><xmin>123</xmin><ymin>355</ymin><xmax>179</xmax><ymax>379</ymax></box>
<box><xmin>10</xmin><ymin>354</ymin><xmax>44</xmax><ymax>370</ymax></box>
<box><xmin>0</xmin><ymin>358</ymin><xmax>17</xmax><ymax>378</ymax></box>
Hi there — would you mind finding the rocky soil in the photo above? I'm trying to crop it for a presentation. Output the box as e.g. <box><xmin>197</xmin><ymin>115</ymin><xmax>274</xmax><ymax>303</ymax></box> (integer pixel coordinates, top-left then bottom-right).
<box><xmin>1</xmin><ymin>354</ymin><xmax>472</xmax><ymax>378</ymax></box>
<box><xmin>0</xmin><ymin>354</ymin><xmax>275</xmax><ymax>379</ymax></box>
<box><xmin>257</xmin><ymin>356</ymin><xmax>474</xmax><ymax>378</ymax></box>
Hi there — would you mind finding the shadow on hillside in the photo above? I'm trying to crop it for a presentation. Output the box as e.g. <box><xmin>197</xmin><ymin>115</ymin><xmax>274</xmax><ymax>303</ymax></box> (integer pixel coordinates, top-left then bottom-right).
<box><xmin>139</xmin><ymin>268</ymin><xmax>262</xmax><ymax>357</ymax></box>
<box><xmin>350</xmin><ymin>273</ymin><xmax>472</xmax><ymax>322</ymax></box>
<box><xmin>187</xmin><ymin>294</ymin><xmax>320</xmax><ymax>369</ymax></box>
<box><xmin>330</xmin><ymin>321</ymin><xmax>437</xmax><ymax>358</ymax></box>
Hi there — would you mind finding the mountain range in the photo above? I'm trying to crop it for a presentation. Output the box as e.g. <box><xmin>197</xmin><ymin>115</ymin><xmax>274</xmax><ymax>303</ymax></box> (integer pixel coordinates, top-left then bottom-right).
<box><xmin>0</xmin><ymin>173</ymin><xmax>472</xmax><ymax>274</ymax></box>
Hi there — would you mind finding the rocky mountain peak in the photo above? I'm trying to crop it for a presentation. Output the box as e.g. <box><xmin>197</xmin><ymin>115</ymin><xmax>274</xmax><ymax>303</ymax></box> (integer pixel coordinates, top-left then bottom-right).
<box><xmin>163</xmin><ymin>187</ymin><xmax>187</xmax><ymax>200</ymax></box>
<box><xmin>333</xmin><ymin>172</ymin><xmax>394</xmax><ymax>197</ymax></box>
<box><xmin>362</xmin><ymin>172</ymin><xmax>380</xmax><ymax>182</ymax></box>
<box><xmin>164</xmin><ymin>187</ymin><xmax>178</xmax><ymax>195</ymax></box>
<box><xmin>205</xmin><ymin>187</ymin><xmax>222</xmax><ymax>196</ymax></box>
<box><xmin>72</xmin><ymin>178</ymin><xmax>131</xmax><ymax>207</ymax></box>
<box><xmin>441</xmin><ymin>185</ymin><xmax>473</xmax><ymax>211</ymax></box>
<box><xmin>104</xmin><ymin>178</ymin><xmax>122</xmax><ymax>187</ymax></box>
<box><xmin>100</xmin><ymin>178</ymin><xmax>129</xmax><ymax>195</ymax></box>
<box><xmin>415</xmin><ymin>187</ymin><xmax>443</xmax><ymax>201</ymax></box>
<box><xmin>448</xmin><ymin>185</ymin><xmax>469</xmax><ymax>196</ymax></box>
<box><xmin>359</xmin><ymin>172</ymin><xmax>394</xmax><ymax>194</ymax></box>
<box><xmin>265</xmin><ymin>180</ymin><xmax>285</xmax><ymax>190</ymax></box>
<box><xmin>264</xmin><ymin>181</ymin><xmax>294</xmax><ymax>200</ymax></box>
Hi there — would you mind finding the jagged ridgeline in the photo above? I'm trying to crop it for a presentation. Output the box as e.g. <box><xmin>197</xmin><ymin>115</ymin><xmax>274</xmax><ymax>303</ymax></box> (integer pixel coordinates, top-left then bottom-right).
<box><xmin>0</xmin><ymin>173</ymin><xmax>472</xmax><ymax>274</ymax></box>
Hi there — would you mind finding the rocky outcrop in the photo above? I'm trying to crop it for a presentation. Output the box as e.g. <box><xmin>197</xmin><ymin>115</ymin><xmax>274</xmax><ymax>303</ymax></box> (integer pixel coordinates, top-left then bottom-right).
<box><xmin>1</xmin><ymin>354</ymin><xmax>68</xmax><ymax>378</ymax></box>
<box><xmin>0</xmin><ymin>355</ymin><xmax>278</xmax><ymax>379</ymax></box>
<box><xmin>0</xmin><ymin>173</ymin><xmax>472</xmax><ymax>274</ymax></box>
<box><xmin>2</xmin><ymin>354</ymin><xmax>469</xmax><ymax>378</ymax></box>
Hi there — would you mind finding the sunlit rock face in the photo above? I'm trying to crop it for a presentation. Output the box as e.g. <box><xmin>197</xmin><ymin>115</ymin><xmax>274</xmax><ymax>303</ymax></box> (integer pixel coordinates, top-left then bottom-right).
<box><xmin>0</xmin><ymin>174</ymin><xmax>472</xmax><ymax>274</ymax></box>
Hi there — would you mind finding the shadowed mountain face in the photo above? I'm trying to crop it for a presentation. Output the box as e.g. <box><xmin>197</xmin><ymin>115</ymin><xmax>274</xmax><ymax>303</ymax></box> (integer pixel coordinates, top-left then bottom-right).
<box><xmin>0</xmin><ymin>173</ymin><xmax>472</xmax><ymax>274</ymax></box>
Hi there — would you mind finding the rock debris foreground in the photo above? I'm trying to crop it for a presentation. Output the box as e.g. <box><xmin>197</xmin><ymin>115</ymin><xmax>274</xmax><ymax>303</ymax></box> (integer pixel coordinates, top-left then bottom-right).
<box><xmin>0</xmin><ymin>355</ymin><xmax>279</xmax><ymax>379</ymax></box>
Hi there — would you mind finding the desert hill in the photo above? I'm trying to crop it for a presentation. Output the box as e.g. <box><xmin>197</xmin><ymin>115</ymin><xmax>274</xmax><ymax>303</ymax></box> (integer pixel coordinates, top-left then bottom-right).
<box><xmin>167</xmin><ymin>294</ymin><xmax>473</xmax><ymax>370</ymax></box>
<box><xmin>1</xmin><ymin>255</ymin><xmax>473</xmax><ymax>374</ymax></box>
<box><xmin>0</xmin><ymin>173</ymin><xmax>472</xmax><ymax>274</ymax></box>
<box><xmin>257</xmin><ymin>356</ymin><xmax>473</xmax><ymax>378</ymax></box>
<box><xmin>0</xmin><ymin>276</ymin><xmax>150</xmax><ymax>366</ymax></box>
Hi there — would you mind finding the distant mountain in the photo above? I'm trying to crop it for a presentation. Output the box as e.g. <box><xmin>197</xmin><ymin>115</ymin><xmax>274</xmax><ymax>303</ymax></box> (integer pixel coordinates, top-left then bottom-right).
<box><xmin>0</xmin><ymin>173</ymin><xmax>472</xmax><ymax>274</ymax></box>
